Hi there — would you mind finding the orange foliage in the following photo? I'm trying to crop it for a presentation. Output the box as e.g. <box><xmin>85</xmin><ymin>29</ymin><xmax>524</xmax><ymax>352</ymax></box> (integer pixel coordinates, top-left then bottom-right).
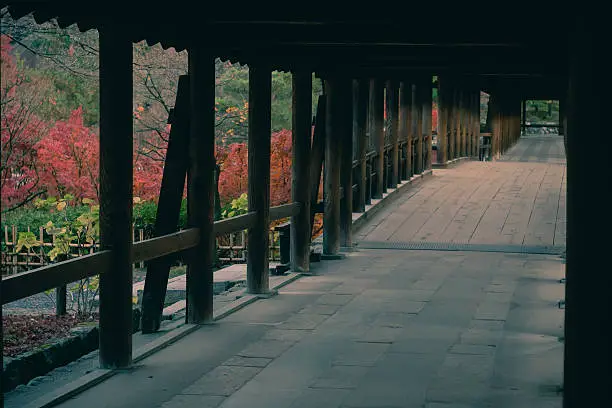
<box><xmin>217</xmin><ymin>129</ymin><xmax>293</xmax><ymax>207</ymax></box>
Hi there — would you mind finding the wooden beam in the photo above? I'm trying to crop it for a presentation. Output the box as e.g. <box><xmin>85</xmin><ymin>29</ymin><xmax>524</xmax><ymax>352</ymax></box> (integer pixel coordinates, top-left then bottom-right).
<box><xmin>1</xmin><ymin>252</ymin><xmax>111</xmax><ymax>305</ymax></box>
<box><xmin>186</xmin><ymin>47</ymin><xmax>215</xmax><ymax>323</ymax></box>
<box><xmin>387</xmin><ymin>80</ymin><xmax>400</xmax><ymax>186</ymax></box>
<box><xmin>271</xmin><ymin>202</ymin><xmax>301</xmax><ymax>221</ymax></box>
<box><xmin>291</xmin><ymin>70</ymin><xmax>312</xmax><ymax>273</ymax></box>
<box><xmin>309</xmin><ymin>94</ymin><xmax>326</xmax><ymax>237</ymax></box>
<box><xmin>141</xmin><ymin>75</ymin><xmax>191</xmax><ymax>333</ymax></box>
<box><xmin>247</xmin><ymin>63</ymin><xmax>272</xmax><ymax>294</ymax></box>
<box><xmin>133</xmin><ymin>229</ymin><xmax>199</xmax><ymax>263</ymax></box>
<box><xmin>339</xmin><ymin>78</ymin><xmax>353</xmax><ymax>248</ymax></box>
<box><xmin>323</xmin><ymin>77</ymin><xmax>344</xmax><ymax>255</ymax></box>
<box><xmin>370</xmin><ymin>79</ymin><xmax>384</xmax><ymax>198</ymax></box>
<box><xmin>98</xmin><ymin>26</ymin><xmax>133</xmax><ymax>369</ymax></box>
<box><xmin>354</xmin><ymin>79</ymin><xmax>369</xmax><ymax>212</ymax></box>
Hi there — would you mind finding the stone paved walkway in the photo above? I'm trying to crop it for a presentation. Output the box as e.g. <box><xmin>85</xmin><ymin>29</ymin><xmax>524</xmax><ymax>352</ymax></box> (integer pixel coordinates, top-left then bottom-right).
<box><xmin>48</xmin><ymin>136</ymin><xmax>565</xmax><ymax>408</ymax></box>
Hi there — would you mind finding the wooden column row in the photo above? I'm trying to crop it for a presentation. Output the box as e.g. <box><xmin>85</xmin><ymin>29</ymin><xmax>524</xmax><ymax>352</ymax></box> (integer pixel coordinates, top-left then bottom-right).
<box><xmin>472</xmin><ymin>90</ymin><xmax>481</xmax><ymax>158</ymax></box>
<box><xmin>415</xmin><ymin>80</ymin><xmax>424</xmax><ymax>174</ymax></box>
<box><xmin>97</xmin><ymin>38</ymin><xmax>323</xmax><ymax>371</ymax></box>
<box><xmin>97</xmin><ymin>31</ymin><xmax>221</xmax><ymax>368</ymax></box>
<box><xmin>437</xmin><ymin>77</ymin><xmax>449</xmax><ymax>164</ymax></box>
<box><xmin>423</xmin><ymin>77</ymin><xmax>433</xmax><ymax>170</ymax></box>
<box><xmin>321</xmin><ymin>75</ymin><xmax>431</xmax><ymax>256</ymax></box>
<box><xmin>354</xmin><ymin>80</ymin><xmax>368</xmax><ymax>213</ymax></box>
<box><xmin>387</xmin><ymin>80</ymin><xmax>400</xmax><ymax>187</ymax></box>
<box><xmin>490</xmin><ymin>92</ymin><xmax>522</xmax><ymax>160</ymax></box>
<box><xmin>439</xmin><ymin>76</ymin><xmax>481</xmax><ymax>163</ymax></box>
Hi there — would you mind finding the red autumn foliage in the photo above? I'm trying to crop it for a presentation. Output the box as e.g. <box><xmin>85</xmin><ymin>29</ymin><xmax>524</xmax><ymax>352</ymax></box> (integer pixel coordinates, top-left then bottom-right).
<box><xmin>217</xmin><ymin>129</ymin><xmax>293</xmax><ymax>207</ymax></box>
<box><xmin>1</xmin><ymin>35</ymin><xmax>47</xmax><ymax>210</ymax></box>
<box><xmin>133</xmin><ymin>147</ymin><xmax>165</xmax><ymax>201</ymax></box>
<box><xmin>270</xmin><ymin>129</ymin><xmax>292</xmax><ymax>206</ymax></box>
<box><xmin>432</xmin><ymin>105</ymin><xmax>438</xmax><ymax>132</ymax></box>
<box><xmin>36</xmin><ymin>107</ymin><xmax>166</xmax><ymax>203</ymax></box>
<box><xmin>36</xmin><ymin>107</ymin><xmax>100</xmax><ymax>200</ymax></box>
<box><xmin>217</xmin><ymin>142</ymin><xmax>248</xmax><ymax>204</ymax></box>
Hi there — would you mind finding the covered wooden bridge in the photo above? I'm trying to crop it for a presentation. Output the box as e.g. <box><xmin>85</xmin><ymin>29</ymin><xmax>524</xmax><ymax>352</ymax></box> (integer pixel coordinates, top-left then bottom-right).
<box><xmin>0</xmin><ymin>5</ymin><xmax>607</xmax><ymax>408</ymax></box>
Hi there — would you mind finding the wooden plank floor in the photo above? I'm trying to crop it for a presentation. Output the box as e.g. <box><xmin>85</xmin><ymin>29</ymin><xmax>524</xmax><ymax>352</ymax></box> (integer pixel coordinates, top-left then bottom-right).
<box><xmin>358</xmin><ymin>135</ymin><xmax>566</xmax><ymax>247</ymax></box>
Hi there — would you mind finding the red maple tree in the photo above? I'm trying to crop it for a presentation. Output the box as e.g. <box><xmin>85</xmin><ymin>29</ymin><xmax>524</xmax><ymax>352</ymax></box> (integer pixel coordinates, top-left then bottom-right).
<box><xmin>216</xmin><ymin>129</ymin><xmax>293</xmax><ymax>207</ymax></box>
<box><xmin>1</xmin><ymin>35</ymin><xmax>48</xmax><ymax>211</ymax></box>
<box><xmin>36</xmin><ymin>107</ymin><xmax>99</xmax><ymax>200</ymax></box>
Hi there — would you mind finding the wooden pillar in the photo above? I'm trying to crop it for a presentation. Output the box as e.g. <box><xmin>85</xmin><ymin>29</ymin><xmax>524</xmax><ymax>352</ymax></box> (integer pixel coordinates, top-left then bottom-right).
<box><xmin>437</xmin><ymin>77</ymin><xmax>448</xmax><ymax>164</ymax></box>
<box><xmin>467</xmin><ymin>89</ymin><xmax>474</xmax><ymax>158</ymax></box>
<box><xmin>323</xmin><ymin>77</ymin><xmax>343</xmax><ymax>255</ymax></box>
<box><xmin>472</xmin><ymin>89</ymin><xmax>478</xmax><ymax>157</ymax></box>
<box><xmin>355</xmin><ymin>79</ymin><xmax>369</xmax><ymax>212</ymax></box>
<box><xmin>339</xmin><ymin>78</ymin><xmax>353</xmax><ymax>248</ymax></box>
<box><xmin>465</xmin><ymin>88</ymin><xmax>474</xmax><ymax>157</ymax></box>
<box><xmin>522</xmin><ymin>99</ymin><xmax>527</xmax><ymax>136</ymax></box>
<box><xmin>563</xmin><ymin>16</ymin><xmax>612</xmax><ymax>407</ymax></box>
<box><xmin>473</xmin><ymin>91</ymin><xmax>481</xmax><ymax>157</ymax></box>
<box><xmin>423</xmin><ymin>76</ymin><xmax>433</xmax><ymax>170</ymax></box>
<box><xmin>370</xmin><ymin>79</ymin><xmax>384</xmax><ymax>199</ymax></box>
<box><xmin>405</xmin><ymin>82</ymin><xmax>414</xmax><ymax>178</ymax></box>
<box><xmin>459</xmin><ymin>88</ymin><xmax>466</xmax><ymax>157</ymax></box>
<box><xmin>398</xmin><ymin>81</ymin><xmax>407</xmax><ymax>177</ymax></box>
<box><xmin>415</xmin><ymin>81</ymin><xmax>424</xmax><ymax>173</ymax></box>
<box><xmin>290</xmin><ymin>70</ymin><xmax>312</xmax><ymax>273</ymax></box>
<box><xmin>98</xmin><ymin>27</ymin><xmax>133</xmax><ymax>369</ymax></box>
<box><xmin>381</xmin><ymin>84</ymin><xmax>389</xmax><ymax>194</ymax></box>
<box><xmin>499</xmin><ymin>99</ymin><xmax>505</xmax><ymax>154</ymax></box>
<box><xmin>490</xmin><ymin>95</ymin><xmax>499</xmax><ymax>160</ymax></box>
<box><xmin>559</xmin><ymin>97</ymin><xmax>565</xmax><ymax>136</ymax></box>
<box><xmin>186</xmin><ymin>48</ymin><xmax>215</xmax><ymax>321</ymax></box>
<box><xmin>247</xmin><ymin>63</ymin><xmax>272</xmax><ymax>294</ymax></box>
<box><xmin>449</xmin><ymin>81</ymin><xmax>456</xmax><ymax>160</ymax></box>
<box><xmin>453</xmin><ymin>86</ymin><xmax>461</xmax><ymax>159</ymax></box>
<box><xmin>503</xmin><ymin>99</ymin><xmax>511</xmax><ymax>152</ymax></box>
<box><xmin>387</xmin><ymin>80</ymin><xmax>400</xmax><ymax>187</ymax></box>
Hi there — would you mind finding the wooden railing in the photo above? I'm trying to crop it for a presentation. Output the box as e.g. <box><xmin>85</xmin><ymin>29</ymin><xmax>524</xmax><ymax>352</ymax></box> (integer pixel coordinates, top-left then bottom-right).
<box><xmin>1</xmin><ymin>203</ymin><xmax>301</xmax><ymax>306</ymax></box>
<box><xmin>1</xmin><ymin>226</ymin><xmax>150</xmax><ymax>274</ymax></box>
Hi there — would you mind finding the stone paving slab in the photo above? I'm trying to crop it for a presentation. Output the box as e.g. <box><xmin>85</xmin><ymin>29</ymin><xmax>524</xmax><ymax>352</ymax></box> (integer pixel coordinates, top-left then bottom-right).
<box><xmin>39</xmin><ymin>142</ymin><xmax>565</xmax><ymax>408</ymax></box>
<box><xmin>360</xmin><ymin>136</ymin><xmax>566</xmax><ymax>248</ymax></box>
<box><xmin>44</xmin><ymin>248</ymin><xmax>564</xmax><ymax>408</ymax></box>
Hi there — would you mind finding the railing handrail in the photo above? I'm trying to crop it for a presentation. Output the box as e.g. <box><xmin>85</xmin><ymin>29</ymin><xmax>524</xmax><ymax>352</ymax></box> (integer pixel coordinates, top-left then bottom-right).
<box><xmin>1</xmin><ymin>203</ymin><xmax>301</xmax><ymax>305</ymax></box>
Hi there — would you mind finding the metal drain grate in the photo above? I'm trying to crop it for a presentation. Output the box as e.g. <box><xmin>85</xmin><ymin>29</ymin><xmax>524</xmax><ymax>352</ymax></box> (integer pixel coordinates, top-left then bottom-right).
<box><xmin>355</xmin><ymin>240</ymin><xmax>565</xmax><ymax>255</ymax></box>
